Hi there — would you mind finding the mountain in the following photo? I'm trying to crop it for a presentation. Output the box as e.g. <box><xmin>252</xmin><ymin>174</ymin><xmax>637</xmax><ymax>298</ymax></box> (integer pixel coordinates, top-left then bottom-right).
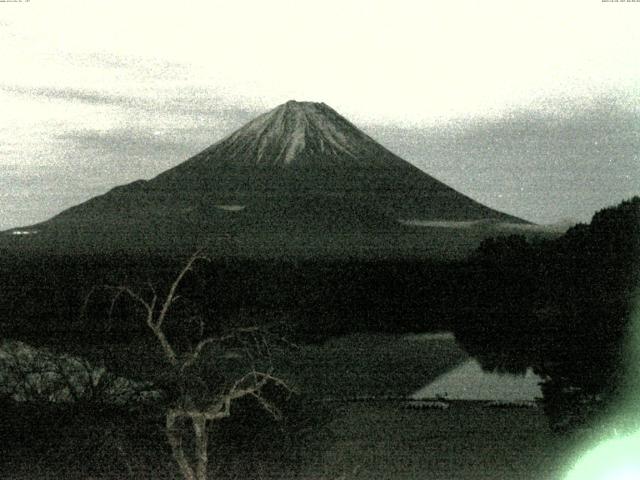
<box><xmin>2</xmin><ymin>101</ymin><xmax>528</xmax><ymax>258</ymax></box>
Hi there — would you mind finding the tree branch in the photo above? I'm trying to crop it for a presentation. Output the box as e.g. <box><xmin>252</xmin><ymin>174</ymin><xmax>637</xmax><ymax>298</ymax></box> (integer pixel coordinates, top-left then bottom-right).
<box><xmin>157</xmin><ymin>249</ymin><xmax>208</xmax><ymax>329</ymax></box>
<box><xmin>166</xmin><ymin>410</ymin><xmax>196</xmax><ymax>480</ymax></box>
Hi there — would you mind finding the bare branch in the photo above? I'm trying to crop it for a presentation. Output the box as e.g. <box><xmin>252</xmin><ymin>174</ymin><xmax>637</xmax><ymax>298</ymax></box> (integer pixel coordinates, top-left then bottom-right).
<box><xmin>227</xmin><ymin>370</ymin><xmax>291</xmax><ymax>401</ymax></box>
<box><xmin>104</xmin><ymin>285</ymin><xmax>175</xmax><ymax>364</ymax></box>
<box><xmin>157</xmin><ymin>249</ymin><xmax>208</xmax><ymax>329</ymax></box>
<box><xmin>106</xmin><ymin>286</ymin><xmax>153</xmax><ymax>320</ymax></box>
<box><xmin>94</xmin><ymin>248</ymin><xmax>295</xmax><ymax>480</ymax></box>
<box><xmin>80</xmin><ymin>285</ymin><xmax>97</xmax><ymax>321</ymax></box>
<box><xmin>250</xmin><ymin>392</ymin><xmax>282</xmax><ymax>420</ymax></box>
<box><xmin>181</xmin><ymin>326</ymin><xmax>267</xmax><ymax>372</ymax></box>
<box><xmin>166</xmin><ymin>410</ymin><xmax>196</xmax><ymax>480</ymax></box>
<box><xmin>151</xmin><ymin>326</ymin><xmax>178</xmax><ymax>366</ymax></box>
<box><xmin>193</xmin><ymin>414</ymin><xmax>209</xmax><ymax>480</ymax></box>
<box><xmin>146</xmin><ymin>281</ymin><xmax>157</xmax><ymax>299</ymax></box>
<box><xmin>181</xmin><ymin>337</ymin><xmax>218</xmax><ymax>372</ymax></box>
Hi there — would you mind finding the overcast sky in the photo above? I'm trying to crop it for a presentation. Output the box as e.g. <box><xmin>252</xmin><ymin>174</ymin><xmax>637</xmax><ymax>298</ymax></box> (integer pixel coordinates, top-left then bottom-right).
<box><xmin>1</xmin><ymin>0</ymin><xmax>639</xmax><ymax>229</ymax></box>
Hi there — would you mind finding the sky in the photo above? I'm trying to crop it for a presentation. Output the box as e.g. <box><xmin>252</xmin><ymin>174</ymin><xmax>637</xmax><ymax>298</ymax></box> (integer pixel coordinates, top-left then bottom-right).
<box><xmin>0</xmin><ymin>0</ymin><xmax>639</xmax><ymax>229</ymax></box>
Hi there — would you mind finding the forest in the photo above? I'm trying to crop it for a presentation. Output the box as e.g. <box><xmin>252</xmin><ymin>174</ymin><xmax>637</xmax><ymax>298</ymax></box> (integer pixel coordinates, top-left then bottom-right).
<box><xmin>1</xmin><ymin>197</ymin><xmax>638</xmax><ymax>478</ymax></box>
<box><xmin>454</xmin><ymin>196</ymin><xmax>640</xmax><ymax>432</ymax></box>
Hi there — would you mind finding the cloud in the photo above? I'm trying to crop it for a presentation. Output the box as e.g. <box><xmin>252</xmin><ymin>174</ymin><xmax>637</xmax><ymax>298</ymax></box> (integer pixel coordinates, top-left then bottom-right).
<box><xmin>53</xmin><ymin>129</ymin><xmax>202</xmax><ymax>176</ymax></box>
<box><xmin>364</xmin><ymin>96</ymin><xmax>640</xmax><ymax>223</ymax></box>
<box><xmin>2</xmin><ymin>85</ymin><xmax>139</xmax><ymax>108</ymax></box>
<box><xmin>0</xmin><ymin>84</ymin><xmax>261</xmax><ymax>118</ymax></box>
<box><xmin>1</xmin><ymin>89</ymin><xmax>638</xmax><ymax>230</ymax></box>
<box><xmin>4</xmin><ymin>1</ymin><xmax>639</xmax><ymax>124</ymax></box>
<box><xmin>51</xmin><ymin>100</ymin><xmax>258</xmax><ymax>171</ymax></box>
<box><xmin>0</xmin><ymin>86</ymin><xmax>262</xmax><ymax>230</ymax></box>
<box><xmin>69</xmin><ymin>52</ymin><xmax>186</xmax><ymax>77</ymax></box>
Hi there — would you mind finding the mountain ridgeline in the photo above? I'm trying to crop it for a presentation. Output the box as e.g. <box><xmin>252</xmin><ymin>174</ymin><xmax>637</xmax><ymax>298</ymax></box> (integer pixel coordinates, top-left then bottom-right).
<box><xmin>3</xmin><ymin>100</ymin><xmax>526</xmax><ymax>258</ymax></box>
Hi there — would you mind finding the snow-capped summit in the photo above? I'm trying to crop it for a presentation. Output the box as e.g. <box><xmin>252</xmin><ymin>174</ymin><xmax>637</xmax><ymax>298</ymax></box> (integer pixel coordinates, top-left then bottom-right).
<box><xmin>3</xmin><ymin>100</ymin><xmax>526</xmax><ymax>257</ymax></box>
<box><xmin>163</xmin><ymin>100</ymin><xmax>404</xmax><ymax>169</ymax></box>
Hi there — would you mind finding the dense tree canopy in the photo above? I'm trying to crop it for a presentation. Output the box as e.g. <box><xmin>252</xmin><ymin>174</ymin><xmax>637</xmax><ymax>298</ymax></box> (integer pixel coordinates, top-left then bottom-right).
<box><xmin>454</xmin><ymin>197</ymin><xmax>640</xmax><ymax>431</ymax></box>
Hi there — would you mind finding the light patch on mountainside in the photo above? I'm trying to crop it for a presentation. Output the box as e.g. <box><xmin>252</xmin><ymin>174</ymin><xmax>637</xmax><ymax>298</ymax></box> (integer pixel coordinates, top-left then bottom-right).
<box><xmin>399</xmin><ymin>219</ymin><xmax>574</xmax><ymax>234</ymax></box>
<box><xmin>495</xmin><ymin>221</ymin><xmax>575</xmax><ymax>233</ymax></box>
<box><xmin>214</xmin><ymin>205</ymin><xmax>246</xmax><ymax>212</ymax></box>
<box><xmin>404</xmin><ymin>332</ymin><xmax>456</xmax><ymax>341</ymax></box>
<box><xmin>399</xmin><ymin>220</ymin><xmax>483</xmax><ymax>228</ymax></box>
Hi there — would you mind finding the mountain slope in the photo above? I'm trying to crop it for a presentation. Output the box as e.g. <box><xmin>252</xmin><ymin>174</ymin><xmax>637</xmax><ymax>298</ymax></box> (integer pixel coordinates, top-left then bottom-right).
<box><xmin>3</xmin><ymin>100</ymin><xmax>527</xmax><ymax>257</ymax></box>
<box><xmin>152</xmin><ymin>100</ymin><xmax>521</xmax><ymax>221</ymax></box>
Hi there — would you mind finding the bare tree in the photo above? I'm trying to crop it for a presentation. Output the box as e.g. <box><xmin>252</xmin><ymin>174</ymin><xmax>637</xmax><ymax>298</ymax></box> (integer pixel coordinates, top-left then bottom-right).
<box><xmin>106</xmin><ymin>250</ymin><xmax>291</xmax><ymax>480</ymax></box>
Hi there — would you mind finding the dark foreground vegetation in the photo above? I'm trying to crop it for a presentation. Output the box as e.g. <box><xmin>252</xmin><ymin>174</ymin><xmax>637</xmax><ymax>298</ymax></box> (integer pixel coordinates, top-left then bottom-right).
<box><xmin>2</xmin><ymin>396</ymin><xmax>564</xmax><ymax>480</ymax></box>
<box><xmin>1</xmin><ymin>197</ymin><xmax>638</xmax><ymax>478</ymax></box>
<box><xmin>454</xmin><ymin>197</ymin><xmax>640</xmax><ymax>433</ymax></box>
<box><xmin>0</xmin><ymin>391</ymin><xmax>332</xmax><ymax>480</ymax></box>
<box><xmin>0</xmin><ymin>253</ymin><xmax>470</xmax><ymax>345</ymax></box>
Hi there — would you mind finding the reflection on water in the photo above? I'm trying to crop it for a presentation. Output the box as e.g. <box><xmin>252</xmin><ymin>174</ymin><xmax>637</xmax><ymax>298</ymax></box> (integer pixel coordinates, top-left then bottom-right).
<box><xmin>412</xmin><ymin>358</ymin><xmax>543</xmax><ymax>401</ymax></box>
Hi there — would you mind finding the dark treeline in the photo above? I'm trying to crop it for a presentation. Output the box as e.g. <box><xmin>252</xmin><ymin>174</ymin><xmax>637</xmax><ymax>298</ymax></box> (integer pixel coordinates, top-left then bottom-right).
<box><xmin>2</xmin><ymin>197</ymin><xmax>637</xmax><ymax>436</ymax></box>
<box><xmin>0</xmin><ymin>251</ymin><xmax>470</xmax><ymax>348</ymax></box>
<box><xmin>453</xmin><ymin>197</ymin><xmax>640</xmax><ymax>431</ymax></box>
<box><xmin>0</xmin><ymin>383</ymin><xmax>329</xmax><ymax>480</ymax></box>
